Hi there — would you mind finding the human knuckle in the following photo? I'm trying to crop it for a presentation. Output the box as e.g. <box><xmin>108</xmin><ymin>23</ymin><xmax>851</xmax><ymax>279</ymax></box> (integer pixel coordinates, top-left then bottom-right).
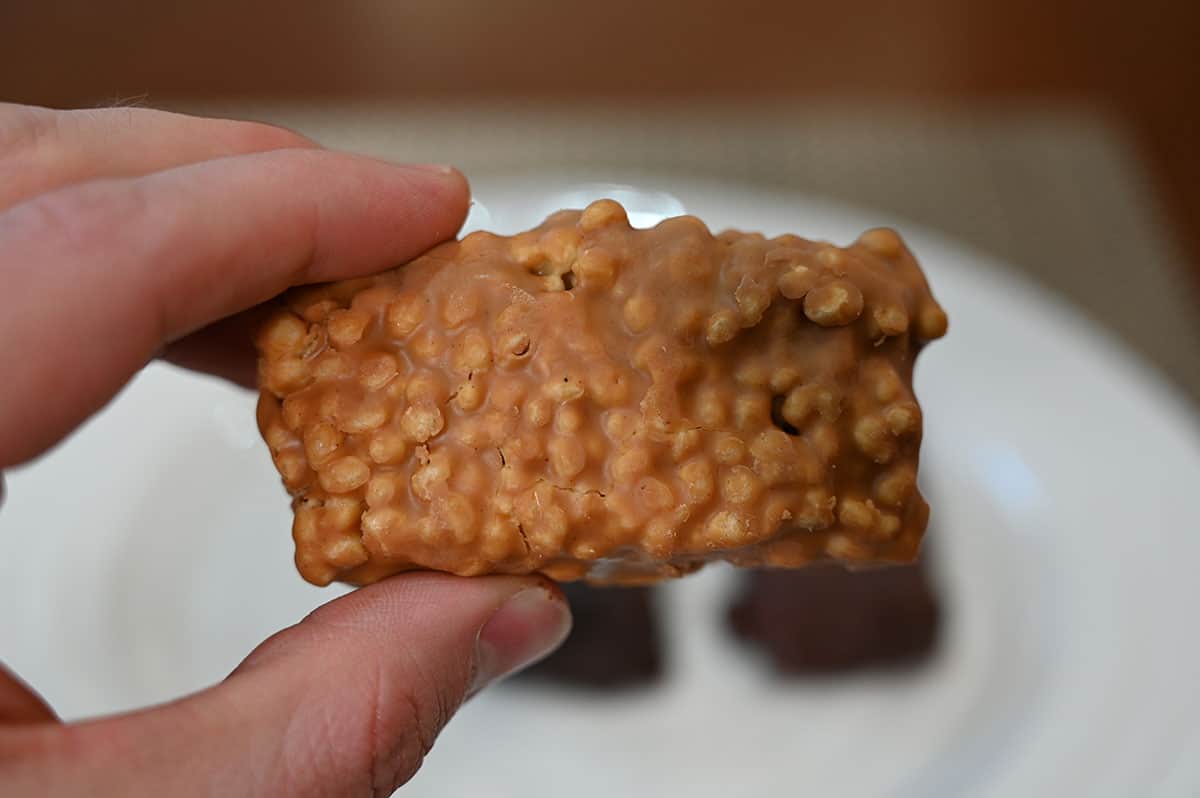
<box><xmin>368</xmin><ymin>671</ymin><xmax>456</xmax><ymax>794</ymax></box>
<box><xmin>7</xmin><ymin>182</ymin><xmax>134</xmax><ymax>252</ymax></box>
<box><xmin>0</xmin><ymin>104</ymin><xmax>57</xmax><ymax>160</ymax></box>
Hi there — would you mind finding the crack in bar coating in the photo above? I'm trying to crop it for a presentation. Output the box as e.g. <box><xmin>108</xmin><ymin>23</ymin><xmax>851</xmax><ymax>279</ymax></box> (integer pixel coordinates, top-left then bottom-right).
<box><xmin>255</xmin><ymin>200</ymin><xmax>947</xmax><ymax>586</ymax></box>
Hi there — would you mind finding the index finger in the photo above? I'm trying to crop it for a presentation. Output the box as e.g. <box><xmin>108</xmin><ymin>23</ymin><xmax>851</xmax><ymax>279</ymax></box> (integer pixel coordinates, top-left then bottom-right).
<box><xmin>0</xmin><ymin>149</ymin><xmax>468</xmax><ymax>467</ymax></box>
<box><xmin>0</xmin><ymin>103</ymin><xmax>316</xmax><ymax>212</ymax></box>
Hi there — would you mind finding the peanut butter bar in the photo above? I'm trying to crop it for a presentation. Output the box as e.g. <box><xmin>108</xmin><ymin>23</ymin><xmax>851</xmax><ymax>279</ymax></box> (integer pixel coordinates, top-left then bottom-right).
<box><xmin>256</xmin><ymin>200</ymin><xmax>947</xmax><ymax>586</ymax></box>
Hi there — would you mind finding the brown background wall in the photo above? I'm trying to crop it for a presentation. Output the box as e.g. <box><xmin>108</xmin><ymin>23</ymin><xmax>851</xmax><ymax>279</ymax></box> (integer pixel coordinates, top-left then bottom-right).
<box><xmin>2</xmin><ymin>0</ymin><xmax>1198</xmax><ymax>282</ymax></box>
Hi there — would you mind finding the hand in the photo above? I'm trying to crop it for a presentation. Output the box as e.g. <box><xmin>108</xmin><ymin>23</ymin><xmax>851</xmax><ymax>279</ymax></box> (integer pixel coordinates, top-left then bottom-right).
<box><xmin>0</xmin><ymin>103</ymin><xmax>572</xmax><ymax>796</ymax></box>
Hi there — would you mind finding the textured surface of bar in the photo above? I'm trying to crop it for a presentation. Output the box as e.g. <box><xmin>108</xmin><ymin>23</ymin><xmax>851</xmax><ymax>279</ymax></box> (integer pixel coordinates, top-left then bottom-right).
<box><xmin>256</xmin><ymin>200</ymin><xmax>946</xmax><ymax>585</ymax></box>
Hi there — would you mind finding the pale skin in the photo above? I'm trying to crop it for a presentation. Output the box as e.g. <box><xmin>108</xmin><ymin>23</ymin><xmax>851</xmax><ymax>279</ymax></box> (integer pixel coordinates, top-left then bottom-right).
<box><xmin>0</xmin><ymin>103</ymin><xmax>572</xmax><ymax>796</ymax></box>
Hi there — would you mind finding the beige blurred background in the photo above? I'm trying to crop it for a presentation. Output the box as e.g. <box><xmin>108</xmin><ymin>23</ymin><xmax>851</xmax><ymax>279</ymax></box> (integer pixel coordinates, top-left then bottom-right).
<box><xmin>3</xmin><ymin>0</ymin><xmax>1198</xmax><ymax>398</ymax></box>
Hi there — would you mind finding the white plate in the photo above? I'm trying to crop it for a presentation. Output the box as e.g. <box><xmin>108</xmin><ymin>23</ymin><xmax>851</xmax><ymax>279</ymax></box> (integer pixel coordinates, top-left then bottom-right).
<box><xmin>3</xmin><ymin>174</ymin><xmax>1199</xmax><ymax>797</ymax></box>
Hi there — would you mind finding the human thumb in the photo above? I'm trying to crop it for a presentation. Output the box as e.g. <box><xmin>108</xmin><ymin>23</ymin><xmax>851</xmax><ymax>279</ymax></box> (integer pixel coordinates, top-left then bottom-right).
<box><xmin>7</xmin><ymin>573</ymin><xmax>570</xmax><ymax>797</ymax></box>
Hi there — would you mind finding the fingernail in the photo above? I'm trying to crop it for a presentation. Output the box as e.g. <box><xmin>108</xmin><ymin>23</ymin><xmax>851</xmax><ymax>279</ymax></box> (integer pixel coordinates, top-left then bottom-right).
<box><xmin>472</xmin><ymin>583</ymin><xmax>572</xmax><ymax>693</ymax></box>
<box><xmin>405</xmin><ymin>163</ymin><xmax>460</xmax><ymax>177</ymax></box>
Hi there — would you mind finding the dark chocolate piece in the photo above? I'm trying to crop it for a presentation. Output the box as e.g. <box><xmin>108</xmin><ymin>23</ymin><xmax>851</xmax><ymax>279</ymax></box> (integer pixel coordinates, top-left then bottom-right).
<box><xmin>728</xmin><ymin>557</ymin><xmax>940</xmax><ymax>673</ymax></box>
<box><xmin>522</xmin><ymin>582</ymin><xmax>662</xmax><ymax>687</ymax></box>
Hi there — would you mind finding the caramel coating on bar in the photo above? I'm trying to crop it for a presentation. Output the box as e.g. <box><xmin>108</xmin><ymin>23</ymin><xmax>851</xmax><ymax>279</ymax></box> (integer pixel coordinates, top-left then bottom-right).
<box><xmin>256</xmin><ymin>200</ymin><xmax>946</xmax><ymax>586</ymax></box>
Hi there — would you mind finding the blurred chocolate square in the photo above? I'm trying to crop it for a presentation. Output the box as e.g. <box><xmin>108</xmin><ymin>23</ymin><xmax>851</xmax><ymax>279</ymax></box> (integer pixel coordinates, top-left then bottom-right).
<box><xmin>728</xmin><ymin>554</ymin><xmax>941</xmax><ymax>674</ymax></box>
<box><xmin>521</xmin><ymin>581</ymin><xmax>663</xmax><ymax>688</ymax></box>
<box><xmin>526</xmin><ymin>549</ymin><xmax>940</xmax><ymax>688</ymax></box>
